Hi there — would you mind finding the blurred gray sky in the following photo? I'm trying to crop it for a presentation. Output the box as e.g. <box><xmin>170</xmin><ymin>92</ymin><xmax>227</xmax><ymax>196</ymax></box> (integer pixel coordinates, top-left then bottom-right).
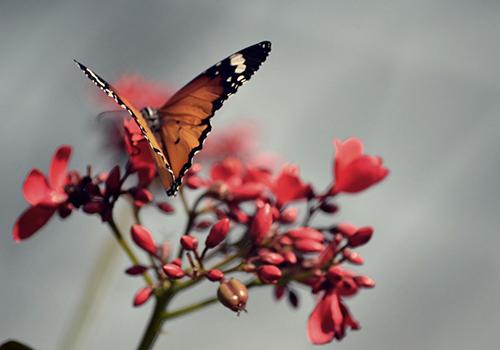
<box><xmin>1</xmin><ymin>0</ymin><xmax>500</xmax><ymax>349</ymax></box>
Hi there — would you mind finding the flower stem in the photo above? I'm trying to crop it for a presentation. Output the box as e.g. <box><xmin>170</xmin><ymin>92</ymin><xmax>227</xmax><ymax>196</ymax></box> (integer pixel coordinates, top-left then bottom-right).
<box><xmin>108</xmin><ymin>217</ymin><xmax>154</xmax><ymax>287</ymax></box>
<box><xmin>163</xmin><ymin>296</ymin><xmax>218</xmax><ymax>321</ymax></box>
<box><xmin>137</xmin><ymin>290</ymin><xmax>173</xmax><ymax>350</ymax></box>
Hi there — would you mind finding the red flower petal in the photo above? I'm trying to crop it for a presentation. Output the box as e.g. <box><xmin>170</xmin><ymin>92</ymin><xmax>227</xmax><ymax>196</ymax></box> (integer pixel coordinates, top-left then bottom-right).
<box><xmin>334</xmin><ymin>138</ymin><xmax>364</xmax><ymax>173</ymax></box>
<box><xmin>13</xmin><ymin>205</ymin><xmax>56</xmax><ymax>241</ymax></box>
<box><xmin>307</xmin><ymin>292</ymin><xmax>335</xmax><ymax>345</ymax></box>
<box><xmin>22</xmin><ymin>169</ymin><xmax>51</xmax><ymax>206</ymax></box>
<box><xmin>210</xmin><ymin>157</ymin><xmax>244</xmax><ymax>184</ymax></box>
<box><xmin>273</xmin><ymin>164</ymin><xmax>310</xmax><ymax>207</ymax></box>
<box><xmin>49</xmin><ymin>145</ymin><xmax>72</xmax><ymax>190</ymax></box>
<box><xmin>113</xmin><ymin>74</ymin><xmax>172</xmax><ymax>110</ymax></box>
<box><xmin>332</xmin><ymin>138</ymin><xmax>389</xmax><ymax>194</ymax></box>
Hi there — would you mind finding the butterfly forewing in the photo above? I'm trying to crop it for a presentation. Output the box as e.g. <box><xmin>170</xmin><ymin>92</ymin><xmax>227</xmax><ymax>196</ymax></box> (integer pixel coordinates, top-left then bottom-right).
<box><xmin>158</xmin><ymin>41</ymin><xmax>272</xmax><ymax>195</ymax></box>
<box><xmin>74</xmin><ymin>60</ymin><xmax>175</xmax><ymax>191</ymax></box>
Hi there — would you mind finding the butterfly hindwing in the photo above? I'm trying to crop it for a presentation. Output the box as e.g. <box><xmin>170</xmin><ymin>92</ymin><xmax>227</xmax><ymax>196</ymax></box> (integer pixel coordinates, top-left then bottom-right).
<box><xmin>74</xmin><ymin>60</ymin><xmax>176</xmax><ymax>191</ymax></box>
<box><xmin>158</xmin><ymin>41</ymin><xmax>271</xmax><ymax>195</ymax></box>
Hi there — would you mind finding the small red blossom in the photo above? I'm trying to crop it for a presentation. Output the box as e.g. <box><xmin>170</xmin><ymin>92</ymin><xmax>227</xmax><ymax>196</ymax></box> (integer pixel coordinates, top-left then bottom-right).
<box><xmin>180</xmin><ymin>235</ymin><xmax>198</xmax><ymax>251</ymax></box>
<box><xmin>131</xmin><ymin>224</ymin><xmax>157</xmax><ymax>255</ymax></box>
<box><xmin>133</xmin><ymin>286</ymin><xmax>154</xmax><ymax>307</ymax></box>
<box><xmin>206</xmin><ymin>269</ymin><xmax>224</xmax><ymax>282</ymax></box>
<box><xmin>331</xmin><ymin>138</ymin><xmax>389</xmax><ymax>194</ymax></box>
<box><xmin>272</xmin><ymin>164</ymin><xmax>311</xmax><ymax>207</ymax></box>
<box><xmin>13</xmin><ymin>146</ymin><xmax>72</xmax><ymax>241</ymax></box>
<box><xmin>258</xmin><ymin>265</ymin><xmax>282</xmax><ymax>284</ymax></box>
<box><xmin>249</xmin><ymin>203</ymin><xmax>273</xmax><ymax>244</ymax></box>
<box><xmin>162</xmin><ymin>264</ymin><xmax>185</xmax><ymax>279</ymax></box>
<box><xmin>205</xmin><ymin>218</ymin><xmax>230</xmax><ymax>248</ymax></box>
<box><xmin>200</xmin><ymin>120</ymin><xmax>259</xmax><ymax>161</ymax></box>
<box><xmin>110</xmin><ymin>74</ymin><xmax>172</xmax><ymax>110</ymax></box>
<box><xmin>122</xmin><ymin>118</ymin><xmax>157</xmax><ymax>187</ymax></box>
<box><xmin>307</xmin><ymin>290</ymin><xmax>359</xmax><ymax>344</ymax></box>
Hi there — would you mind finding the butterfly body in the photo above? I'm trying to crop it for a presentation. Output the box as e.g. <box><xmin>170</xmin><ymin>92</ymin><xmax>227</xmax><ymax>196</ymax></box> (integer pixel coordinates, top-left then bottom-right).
<box><xmin>75</xmin><ymin>41</ymin><xmax>271</xmax><ymax>196</ymax></box>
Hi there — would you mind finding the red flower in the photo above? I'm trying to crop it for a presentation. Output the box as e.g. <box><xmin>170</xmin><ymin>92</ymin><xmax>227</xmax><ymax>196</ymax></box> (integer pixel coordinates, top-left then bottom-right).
<box><xmin>331</xmin><ymin>138</ymin><xmax>389</xmax><ymax>194</ymax></box>
<box><xmin>199</xmin><ymin>120</ymin><xmax>259</xmax><ymax>161</ymax></box>
<box><xmin>272</xmin><ymin>164</ymin><xmax>311</xmax><ymax>207</ymax></box>
<box><xmin>307</xmin><ymin>290</ymin><xmax>359</xmax><ymax>344</ymax></box>
<box><xmin>109</xmin><ymin>74</ymin><xmax>172</xmax><ymax>110</ymax></box>
<box><xmin>123</xmin><ymin>118</ymin><xmax>157</xmax><ymax>187</ymax></box>
<box><xmin>13</xmin><ymin>146</ymin><xmax>72</xmax><ymax>241</ymax></box>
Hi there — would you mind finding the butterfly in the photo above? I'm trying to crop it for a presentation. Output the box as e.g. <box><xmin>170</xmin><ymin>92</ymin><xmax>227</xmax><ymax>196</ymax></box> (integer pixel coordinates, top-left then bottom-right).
<box><xmin>75</xmin><ymin>41</ymin><xmax>271</xmax><ymax>196</ymax></box>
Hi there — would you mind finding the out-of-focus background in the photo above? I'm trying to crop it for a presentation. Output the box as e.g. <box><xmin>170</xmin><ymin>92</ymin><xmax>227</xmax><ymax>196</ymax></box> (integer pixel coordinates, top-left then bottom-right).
<box><xmin>1</xmin><ymin>1</ymin><xmax>499</xmax><ymax>349</ymax></box>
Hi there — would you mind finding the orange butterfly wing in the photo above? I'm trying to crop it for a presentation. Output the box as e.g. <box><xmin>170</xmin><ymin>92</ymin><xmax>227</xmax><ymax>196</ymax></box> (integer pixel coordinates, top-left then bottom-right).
<box><xmin>158</xmin><ymin>41</ymin><xmax>272</xmax><ymax>195</ymax></box>
<box><xmin>74</xmin><ymin>60</ymin><xmax>175</xmax><ymax>191</ymax></box>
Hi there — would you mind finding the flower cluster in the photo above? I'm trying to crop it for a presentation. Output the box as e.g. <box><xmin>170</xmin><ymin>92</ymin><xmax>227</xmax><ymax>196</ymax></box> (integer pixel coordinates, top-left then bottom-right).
<box><xmin>12</xmin><ymin>75</ymin><xmax>389</xmax><ymax>347</ymax></box>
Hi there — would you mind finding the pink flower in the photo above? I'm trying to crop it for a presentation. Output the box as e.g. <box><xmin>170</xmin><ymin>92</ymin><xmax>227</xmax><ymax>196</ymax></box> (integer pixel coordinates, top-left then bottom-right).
<box><xmin>307</xmin><ymin>290</ymin><xmax>359</xmax><ymax>344</ymax></box>
<box><xmin>198</xmin><ymin>120</ymin><xmax>259</xmax><ymax>161</ymax></box>
<box><xmin>272</xmin><ymin>164</ymin><xmax>311</xmax><ymax>207</ymax></box>
<box><xmin>331</xmin><ymin>138</ymin><xmax>389</xmax><ymax>194</ymax></box>
<box><xmin>108</xmin><ymin>74</ymin><xmax>172</xmax><ymax>110</ymax></box>
<box><xmin>13</xmin><ymin>146</ymin><xmax>72</xmax><ymax>241</ymax></box>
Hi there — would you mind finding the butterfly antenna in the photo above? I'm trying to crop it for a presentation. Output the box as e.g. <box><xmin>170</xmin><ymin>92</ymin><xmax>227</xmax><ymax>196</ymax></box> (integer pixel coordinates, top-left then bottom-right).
<box><xmin>96</xmin><ymin>110</ymin><xmax>127</xmax><ymax>121</ymax></box>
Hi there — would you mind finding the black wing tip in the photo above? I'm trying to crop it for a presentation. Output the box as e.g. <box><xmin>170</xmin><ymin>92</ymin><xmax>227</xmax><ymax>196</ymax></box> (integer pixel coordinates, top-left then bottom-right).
<box><xmin>73</xmin><ymin>59</ymin><xmax>87</xmax><ymax>70</ymax></box>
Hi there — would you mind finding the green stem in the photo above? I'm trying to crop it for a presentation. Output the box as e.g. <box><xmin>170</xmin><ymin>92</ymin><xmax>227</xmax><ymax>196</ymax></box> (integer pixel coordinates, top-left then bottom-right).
<box><xmin>162</xmin><ymin>279</ymin><xmax>263</xmax><ymax>321</ymax></box>
<box><xmin>108</xmin><ymin>217</ymin><xmax>154</xmax><ymax>287</ymax></box>
<box><xmin>163</xmin><ymin>296</ymin><xmax>218</xmax><ymax>321</ymax></box>
<box><xmin>137</xmin><ymin>291</ymin><xmax>173</xmax><ymax>350</ymax></box>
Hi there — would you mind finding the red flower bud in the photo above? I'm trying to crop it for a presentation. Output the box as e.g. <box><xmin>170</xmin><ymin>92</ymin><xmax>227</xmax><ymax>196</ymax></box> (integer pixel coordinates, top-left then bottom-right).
<box><xmin>185</xmin><ymin>175</ymin><xmax>205</xmax><ymax>189</ymax></box>
<box><xmin>206</xmin><ymin>269</ymin><xmax>224</xmax><ymax>282</ymax></box>
<box><xmin>195</xmin><ymin>220</ymin><xmax>212</xmax><ymax>230</ymax></box>
<box><xmin>58</xmin><ymin>202</ymin><xmax>73</xmax><ymax>218</ymax></box>
<box><xmin>162</xmin><ymin>264</ymin><xmax>185</xmax><ymax>279</ymax></box>
<box><xmin>171</xmin><ymin>258</ymin><xmax>182</xmax><ymax>267</ymax></box>
<box><xmin>83</xmin><ymin>201</ymin><xmax>104</xmax><ymax>214</ymax></box>
<box><xmin>336</xmin><ymin>222</ymin><xmax>358</xmax><ymax>237</ymax></box>
<box><xmin>319</xmin><ymin>201</ymin><xmax>338</xmax><ymax>214</ymax></box>
<box><xmin>259</xmin><ymin>251</ymin><xmax>285</xmax><ymax>265</ymax></box>
<box><xmin>287</xmin><ymin>227</ymin><xmax>325</xmax><ymax>242</ymax></box>
<box><xmin>283</xmin><ymin>251</ymin><xmax>297</xmax><ymax>264</ymax></box>
<box><xmin>272</xmin><ymin>286</ymin><xmax>284</xmax><ymax>301</ymax></box>
<box><xmin>294</xmin><ymin>239</ymin><xmax>324</xmax><ymax>253</ymax></box>
<box><xmin>288</xmin><ymin>289</ymin><xmax>299</xmax><ymax>308</ymax></box>
<box><xmin>258</xmin><ymin>265</ymin><xmax>282</xmax><ymax>284</ymax></box>
<box><xmin>133</xmin><ymin>286</ymin><xmax>153</xmax><ymax>307</ymax></box>
<box><xmin>131</xmin><ymin>224</ymin><xmax>157</xmax><ymax>255</ymax></box>
<box><xmin>231</xmin><ymin>182</ymin><xmax>265</xmax><ymax>201</ymax></box>
<box><xmin>279</xmin><ymin>207</ymin><xmax>298</xmax><ymax>224</ymax></box>
<box><xmin>348</xmin><ymin>226</ymin><xmax>373</xmax><ymax>247</ymax></box>
<box><xmin>105</xmin><ymin>165</ymin><xmax>121</xmax><ymax>196</ymax></box>
<box><xmin>249</xmin><ymin>203</ymin><xmax>273</xmax><ymax>244</ymax></box>
<box><xmin>343</xmin><ymin>249</ymin><xmax>364</xmax><ymax>264</ymax></box>
<box><xmin>354</xmin><ymin>275</ymin><xmax>376</xmax><ymax>288</ymax></box>
<box><xmin>180</xmin><ymin>235</ymin><xmax>198</xmax><ymax>251</ymax></box>
<box><xmin>279</xmin><ymin>235</ymin><xmax>293</xmax><ymax>246</ymax></box>
<box><xmin>133</xmin><ymin>188</ymin><xmax>153</xmax><ymax>207</ymax></box>
<box><xmin>125</xmin><ymin>265</ymin><xmax>148</xmax><ymax>275</ymax></box>
<box><xmin>217</xmin><ymin>278</ymin><xmax>248</xmax><ymax>312</ymax></box>
<box><xmin>157</xmin><ymin>202</ymin><xmax>175</xmax><ymax>214</ymax></box>
<box><xmin>205</xmin><ymin>218</ymin><xmax>230</xmax><ymax>248</ymax></box>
